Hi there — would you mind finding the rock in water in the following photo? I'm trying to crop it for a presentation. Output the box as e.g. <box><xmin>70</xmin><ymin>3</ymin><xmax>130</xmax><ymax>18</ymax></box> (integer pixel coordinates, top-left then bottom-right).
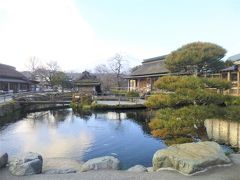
<box><xmin>9</xmin><ymin>152</ymin><xmax>43</xmax><ymax>176</ymax></box>
<box><xmin>81</xmin><ymin>156</ymin><xmax>120</xmax><ymax>172</ymax></box>
<box><xmin>152</xmin><ymin>141</ymin><xmax>231</xmax><ymax>175</ymax></box>
<box><xmin>0</xmin><ymin>153</ymin><xmax>8</xmax><ymax>168</ymax></box>
<box><xmin>127</xmin><ymin>165</ymin><xmax>147</xmax><ymax>172</ymax></box>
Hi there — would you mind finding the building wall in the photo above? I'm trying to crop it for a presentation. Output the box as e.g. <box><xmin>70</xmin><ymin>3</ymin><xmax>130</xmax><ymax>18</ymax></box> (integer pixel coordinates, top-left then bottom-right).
<box><xmin>128</xmin><ymin>77</ymin><xmax>159</xmax><ymax>93</ymax></box>
<box><xmin>221</xmin><ymin>70</ymin><xmax>240</xmax><ymax>96</ymax></box>
<box><xmin>0</xmin><ymin>82</ymin><xmax>29</xmax><ymax>93</ymax></box>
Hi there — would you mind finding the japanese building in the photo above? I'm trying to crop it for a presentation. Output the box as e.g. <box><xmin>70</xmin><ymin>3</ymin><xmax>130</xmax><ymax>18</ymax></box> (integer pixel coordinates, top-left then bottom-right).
<box><xmin>220</xmin><ymin>53</ymin><xmax>240</xmax><ymax>96</ymax></box>
<box><xmin>0</xmin><ymin>63</ymin><xmax>32</xmax><ymax>93</ymax></box>
<box><xmin>126</xmin><ymin>55</ymin><xmax>169</xmax><ymax>93</ymax></box>
<box><xmin>73</xmin><ymin>71</ymin><xmax>101</xmax><ymax>95</ymax></box>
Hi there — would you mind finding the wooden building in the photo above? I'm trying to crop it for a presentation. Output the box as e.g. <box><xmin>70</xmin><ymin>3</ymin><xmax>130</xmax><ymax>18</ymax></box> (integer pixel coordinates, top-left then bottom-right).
<box><xmin>74</xmin><ymin>71</ymin><xmax>101</xmax><ymax>95</ymax></box>
<box><xmin>0</xmin><ymin>63</ymin><xmax>32</xmax><ymax>93</ymax></box>
<box><xmin>220</xmin><ymin>54</ymin><xmax>240</xmax><ymax>96</ymax></box>
<box><xmin>126</xmin><ymin>55</ymin><xmax>169</xmax><ymax>93</ymax></box>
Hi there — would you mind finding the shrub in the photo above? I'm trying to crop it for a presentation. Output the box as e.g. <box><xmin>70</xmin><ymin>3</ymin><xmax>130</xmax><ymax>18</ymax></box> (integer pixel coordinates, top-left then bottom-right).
<box><xmin>154</xmin><ymin>76</ymin><xmax>205</xmax><ymax>91</ymax></box>
<box><xmin>126</xmin><ymin>91</ymin><xmax>140</xmax><ymax>97</ymax></box>
<box><xmin>151</xmin><ymin>129</ymin><xmax>170</xmax><ymax>139</ymax></box>
<box><xmin>145</xmin><ymin>94</ymin><xmax>173</xmax><ymax>108</ymax></box>
<box><xmin>165</xmin><ymin>137</ymin><xmax>193</xmax><ymax>146</ymax></box>
<box><xmin>111</xmin><ymin>89</ymin><xmax>128</xmax><ymax>95</ymax></box>
<box><xmin>148</xmin><ymin>104</ymin><xmax>240</xmax><ymax>145</ymax></box>
<box><xmin>203</xmin><ymin>78</ymin><xmax>232</xmax><ymax>90</ymax></box>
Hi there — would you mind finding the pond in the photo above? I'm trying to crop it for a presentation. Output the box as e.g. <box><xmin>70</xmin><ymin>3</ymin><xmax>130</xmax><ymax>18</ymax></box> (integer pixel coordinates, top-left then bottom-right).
<box><xmin>0</xmin><ymin>109</ymin><xmax>166</xmax><ymax>169</ymax></box>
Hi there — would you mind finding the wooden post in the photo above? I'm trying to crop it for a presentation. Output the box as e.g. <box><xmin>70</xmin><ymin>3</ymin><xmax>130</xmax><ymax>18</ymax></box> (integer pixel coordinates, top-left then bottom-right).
<box><xmin>237</xmin><ymin>71</ymin><xmax>240</xmax><ymax>96</ymax></box>
<box><xmin>150</xmin><ymin>78</ymin><xmax>153</xmax><ymax>91</ymax></box>
<box><xmin>237</xmin><ymin>123</ymin><xmax>239</xmax><ymax>148</ymax></box>
<box><xmin>227</xmin><ymin>71</ymin><xmax>231</xmax><ymax>94</ymax></box>
<box><xmin>227</xmin><ymin>121</ymin><xmax>230</xmax><ymax>144</ymax></box>
<box><xmin>7</xmin><ymin>83</ymin><xmax>10</xmax><ymax>92</ymax></box>
<box><xmin>137</xmin><ymin>79</ymin><xmax>140</xmax><ymax>91</ymax></box>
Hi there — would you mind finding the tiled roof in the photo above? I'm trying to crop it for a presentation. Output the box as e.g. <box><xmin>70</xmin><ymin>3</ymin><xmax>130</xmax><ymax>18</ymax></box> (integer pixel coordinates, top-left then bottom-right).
<box><xmin>227</xmin><ymin>54</ymin><xmax>240</xmax><ymax>62</ymax></box>
<box><xmin>0</xmin><ymin>63</ymin><xmax>29</xmax><ymax>81</ymax></box>
<box><xmin>130</xmin><ymin>55</ymin><xmax>169</xmax><ymax>77</ymax></box>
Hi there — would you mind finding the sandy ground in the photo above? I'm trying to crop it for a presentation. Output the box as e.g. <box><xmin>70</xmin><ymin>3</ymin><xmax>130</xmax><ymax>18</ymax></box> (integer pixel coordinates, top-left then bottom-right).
<box><xmin>1</xmin><ymin>154</ymin><xmax>240</xmax><ymax>180</ymax></box>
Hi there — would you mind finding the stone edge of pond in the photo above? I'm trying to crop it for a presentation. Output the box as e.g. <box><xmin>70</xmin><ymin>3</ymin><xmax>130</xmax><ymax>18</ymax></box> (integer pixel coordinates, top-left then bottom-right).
<box><xmin>2</xmin><ymin>150</ymin><xmax>240</xmax><ymax>176</ymax></box>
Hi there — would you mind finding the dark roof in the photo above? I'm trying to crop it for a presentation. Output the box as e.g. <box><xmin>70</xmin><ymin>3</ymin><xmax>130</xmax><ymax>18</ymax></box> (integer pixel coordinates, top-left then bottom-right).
<box><xmin>129</xmin><ymin>55</ymin><xmax>169</xmax><ymax>77</ymax></box>
<box><xmin>221</xmin><ymin>65</ymin><xmax>238</xmax><ymax>72</ymax></box>
<box><xmin>78</xmin><ymin>71</ymin><xmax>97</xmax><ymax>80</ymax></box>
<box><xmin>142</xmin><ymin>55</ymin><xmax>167</xmax><ymax>63</ymax></box>
<box><xmin>74</xmin><ymin>71</ymin><xmax>100</xmax><ymax>86</ymax></box>
<box><xmin>227</xmin><ymin>54</ymin><xmax>240</xmax><ymax>62</ymax></box>
<box><xmin>0</xmin><ymin>63</ymin><xmax>29</xmax><ymax>82</ymax></box>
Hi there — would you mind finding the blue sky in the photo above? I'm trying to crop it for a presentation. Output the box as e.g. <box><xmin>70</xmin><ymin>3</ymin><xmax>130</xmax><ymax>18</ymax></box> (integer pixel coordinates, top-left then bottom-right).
<box><xmin>0</xmin><ymin>0</ymin><xmax>239</xmax><ymax>71</ymax></box>
<box><xmin>76</xmin><ymin>0</ymin><xmax>240</xmax><ymax>56</ymax></box>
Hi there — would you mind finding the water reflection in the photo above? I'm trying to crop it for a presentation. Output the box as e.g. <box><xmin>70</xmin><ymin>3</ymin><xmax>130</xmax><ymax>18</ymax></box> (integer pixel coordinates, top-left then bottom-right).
<box><xmin>205</xmin><ymin>119</ymin><xmax>240</xmax><ymax>148</ymax></box>
<box><xmin>0</xmin><ymin>109</ymin><xmax>165</xmax><ymax>169</ymax></box>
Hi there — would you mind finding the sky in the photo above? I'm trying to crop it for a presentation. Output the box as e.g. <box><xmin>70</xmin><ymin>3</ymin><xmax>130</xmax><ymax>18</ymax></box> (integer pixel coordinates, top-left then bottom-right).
<box><xmin>0</xmin><ymin>0</ymin><xmax>239</xmax><ymax>72</ymax></box>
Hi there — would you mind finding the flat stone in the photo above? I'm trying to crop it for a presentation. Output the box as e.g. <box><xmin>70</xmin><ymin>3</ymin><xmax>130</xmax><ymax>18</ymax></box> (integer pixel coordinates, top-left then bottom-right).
<box><xmin>43</xmin><ymin>168</ymin><xmax>77</xmax><ymax>174</ymax></box>
<box><xmin>0</xmin><ymin>153</ymin><xmax>8</xmax><ymax>168</ymax></box>
<box><xmin>9</xmin><ymin>152</ymin><xmax>43</xmax><ymax>176</ymax></box>
<box><xmin>127</xmin><ymin>165</ymin><xmax>147</xmax><ymax>172</ymax></box>
<box><xmin>152</xmin><ymin>141</ymin><xmax>231</xmax><ymax>175</ymax></box>
<box><xmin>81</xmin><ymin>156</ymin><xmax>120</xmax><ymax>172</ymax></box>
<box><xmin>43</xmin><ymin>158</ymin><xmax>82</xmax><ymax>173</ymax></box>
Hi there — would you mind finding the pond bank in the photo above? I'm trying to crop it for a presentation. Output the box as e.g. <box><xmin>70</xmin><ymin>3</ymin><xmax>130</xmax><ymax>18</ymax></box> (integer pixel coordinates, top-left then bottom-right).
<box><xmin>1</xmin><ymin>154</ymin><xmax>240</xmax><ymax>180</ymax></box>
<box><xmin>0</xmin><ymin>101</ymin><xmax>70</xmax><ymax>119</ymax></box>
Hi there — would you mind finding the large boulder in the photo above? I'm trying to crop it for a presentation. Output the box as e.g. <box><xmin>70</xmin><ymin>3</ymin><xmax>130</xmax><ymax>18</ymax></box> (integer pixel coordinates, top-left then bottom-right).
<box><xmin>9</xmin><ymin>152</ymin><xmax>43</xmax><ymax>176</ymax></box>
<box><xmin>152</xmin><ymin>141</ymin><xmax>231</xmax><ymax>175</ymax></box>
<box><xmin>127</xmin><ymin>165</ymin><xmax>147</xmax><ymax>172</ymax></box>
<box><xmin>81</xmin><ymin>156</ymin><xmax>120</xmax><ymax>172</ymax></box>
<box><xmin>0</xmin><ymin>153</ymin><xmax>8</xmax><ymax>168</ymax></box>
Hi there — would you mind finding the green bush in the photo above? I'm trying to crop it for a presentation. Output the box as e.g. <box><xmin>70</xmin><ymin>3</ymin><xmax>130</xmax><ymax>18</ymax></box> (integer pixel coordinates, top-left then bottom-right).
<box><xmin>154</xmin><ymin>76</ymin><xmax>205</xmax><ymax>91</ymax></box>
<box><xmin>111</xmin><ymin>89</ymin><xmax>128</xmax><ymax>95</ymax></box>
<box><xmin>126</xmin><ymin>91</ymin><xmax>140</xmax><ymax>97</ymax></box>
<box><xmin>148</xmin><ymin>104</ymin><xmax>240</xmax><ymax>145</ymax></box>
<box><xmin>146</xmin><ymin>76</ymin><xmax>233</xmax><ymax>109</ymax></box>
<box><xmin>203</xmin><ymin>78</ymin><xmax>232</xmax><ymax>90</ymax></box>
<box><xmin>225</xmin><ymin>96</ymin><xmax>240</xmax><ymax>106</ymax></box>
<box><xmin>165</xmin><ymin>137</ymin><xmax>193</xmax><ymax>146</ymax></box>
<box><xmin>145</xmin><ymin>94</ymin><xmax>173</xmax><ymax>108</ymax></box>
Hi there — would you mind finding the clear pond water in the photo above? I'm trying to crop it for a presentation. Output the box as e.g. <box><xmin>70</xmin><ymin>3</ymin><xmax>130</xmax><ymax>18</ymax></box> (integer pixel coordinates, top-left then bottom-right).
<box><xmin>0</xmin><ymin>109</ymin><xmax>166</xmax><ymax>169</ymax></box>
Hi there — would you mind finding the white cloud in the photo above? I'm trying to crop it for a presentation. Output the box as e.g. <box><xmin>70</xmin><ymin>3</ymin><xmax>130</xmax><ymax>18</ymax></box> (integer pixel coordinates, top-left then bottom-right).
<box><xmin>0</xmin><ymin>0</ymin><xmax>123</xmax><ymax>71</ymax></box>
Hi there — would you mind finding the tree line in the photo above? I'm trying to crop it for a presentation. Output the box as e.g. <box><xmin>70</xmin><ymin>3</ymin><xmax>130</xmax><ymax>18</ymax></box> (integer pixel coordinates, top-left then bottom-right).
<box><xmin>25</xmin><ymin>53</ymin><xmax>130</xmax><ymax>92</ymax></box>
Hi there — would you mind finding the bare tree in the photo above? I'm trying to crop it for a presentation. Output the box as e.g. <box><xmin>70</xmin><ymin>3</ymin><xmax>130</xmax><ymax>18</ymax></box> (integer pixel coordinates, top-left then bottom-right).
<box><xmin>35</xmin><ymin>61</ymin><xmax>60</xmax><ymax>87</ymax></box>
<box><xmin>95</xmin><ymin>64</ymin><xmax>109</xmax><ymax>74</ymax></box>
<box><xmin>109</xmin><ymin>53</ymin><xmax>129</xmax><ymax>88</ymax></box>
<box><xmin>94</xmin><ymin>64</ymin><xmax>116</xmax><ymax>91</ymax></box>
<box><xmin>25</xmin><ymin>56</ymin><xmax>40</xmax><ymax>80</ymax></box>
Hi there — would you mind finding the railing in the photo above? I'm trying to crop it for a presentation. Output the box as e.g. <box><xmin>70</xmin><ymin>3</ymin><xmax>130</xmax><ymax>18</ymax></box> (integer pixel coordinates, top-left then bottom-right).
<box><xmin>0</xmin><ymin>93</ymin><xmax>13</xmax><ymax>103</ymax></box>
<box><xmin>0</xmin><ymin>91</ymin><xmax>73</xmax><ymax>104</ymax></box>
